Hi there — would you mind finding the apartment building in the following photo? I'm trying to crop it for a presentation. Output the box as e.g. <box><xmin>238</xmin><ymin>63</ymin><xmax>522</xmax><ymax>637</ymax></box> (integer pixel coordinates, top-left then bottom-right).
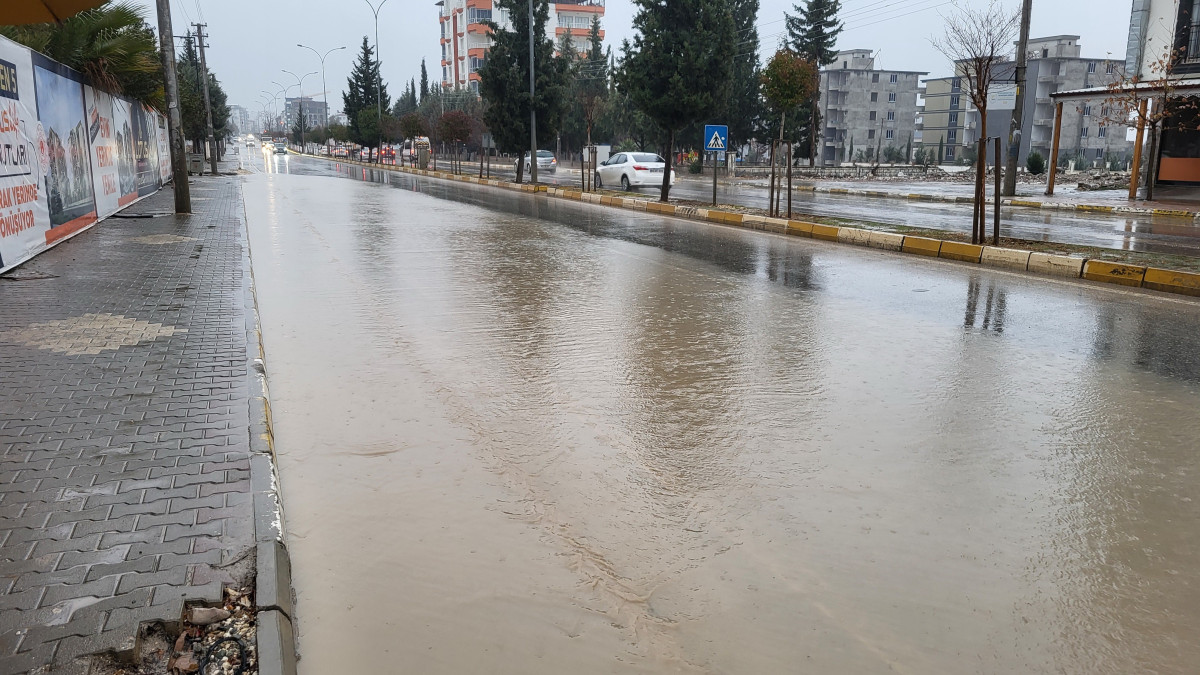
<box><xmin>818</xmin><ymin>50</ymin><xmax>926</xmax><ymax>165</ymax></box>
<box><xmin>436</xmin><ymin>0</ymin><xmax>605</xmax><ymax>92</ymax></box>
<box><xmin>923</xmin><ymin>36</ymin><xmax>1134</xmax><ymax>167</ymax></box>
<box><xmin>283</xmin><ymin>97</ymin><xmax>329</xmax><ymax>130</ymax></box>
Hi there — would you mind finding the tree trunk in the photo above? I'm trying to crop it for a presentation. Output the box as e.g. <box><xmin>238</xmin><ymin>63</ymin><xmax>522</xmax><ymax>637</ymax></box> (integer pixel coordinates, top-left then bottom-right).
<box><xmin>660</xmin><ymin>129</ymin><xmax>673</xmax><ymax>202</ymax></box>
<box><xmin>516</xmin><ymin>153</ymin><xmax>524</xmax><ymax>184</ymax></box>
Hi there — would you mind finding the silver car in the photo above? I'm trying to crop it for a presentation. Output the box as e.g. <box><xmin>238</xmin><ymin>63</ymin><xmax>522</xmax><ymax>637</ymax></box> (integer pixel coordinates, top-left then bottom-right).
<box><xmin>595</xmin><ymin>152</ymin><xmax>676</xmax><ymax>191</ymax></box>
<box><xmin>518</xmin><ymin>150</ymin><xmax>557</xmax><ymax>174</ymax></box>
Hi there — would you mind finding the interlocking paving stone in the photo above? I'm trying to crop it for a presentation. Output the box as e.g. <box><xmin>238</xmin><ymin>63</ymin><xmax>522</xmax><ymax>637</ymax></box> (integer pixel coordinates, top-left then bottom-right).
<box><xmin>0</xmin><ymin>175</ymin><xmax>256</xmax><ymax>673</ymax></box>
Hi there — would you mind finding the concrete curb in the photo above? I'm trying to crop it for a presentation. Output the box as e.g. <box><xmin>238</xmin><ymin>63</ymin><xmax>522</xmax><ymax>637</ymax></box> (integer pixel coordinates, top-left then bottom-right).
<box><xmin>809</xmin><ymin>185</ymin><xmax>1200</xmax><ymax>220</ymax></box>
<box><xmin>305</xmin><ymin>154</ymin><xmax>1200</xmax><ymax>299</ymax></box>
<box><xmin>240</xmin><ymin>185</ymin><xmax>299</xmax><ymax>675</ymax></box>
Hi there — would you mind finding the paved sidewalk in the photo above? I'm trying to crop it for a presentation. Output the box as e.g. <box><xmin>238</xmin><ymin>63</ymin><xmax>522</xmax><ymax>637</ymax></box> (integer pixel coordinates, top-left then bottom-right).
<box><xmin>0</xmin><ymin>174</ymin><xmax>256</xmax><ymax>673</ymax></box>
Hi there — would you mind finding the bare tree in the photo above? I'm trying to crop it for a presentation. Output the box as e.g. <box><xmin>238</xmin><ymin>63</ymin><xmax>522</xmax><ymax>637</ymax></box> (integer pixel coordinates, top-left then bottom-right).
<box><xmin>932</xmin><ymin>0</ymin><xmax>1019</xmax><ymax>243</ymax></box>
<box><xmin>1097</xmin><ymin>47</ymin><xmax>1200</xmax><ymax>201</ymax></box>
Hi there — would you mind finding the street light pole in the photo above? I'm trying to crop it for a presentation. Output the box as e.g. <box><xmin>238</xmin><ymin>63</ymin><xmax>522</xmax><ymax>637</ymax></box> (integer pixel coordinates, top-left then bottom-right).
<box><xmin>363</xmin><ymin>0</ymin><xmax>390</xmax><ymax>164</ymax></box>
<box><xmin>528</xmin><ymin>0</ymin><xmax>538</xmax><ymax>184</ymax></box>
<box><xmin>283</xmin><ymin>69</ymin><xmax>317</xmax><ymax>150</ymax></box>
<box><xmin>298</xmin><ymin>44</ymin><xmax>346</xmax><ymax>129</ymax></box>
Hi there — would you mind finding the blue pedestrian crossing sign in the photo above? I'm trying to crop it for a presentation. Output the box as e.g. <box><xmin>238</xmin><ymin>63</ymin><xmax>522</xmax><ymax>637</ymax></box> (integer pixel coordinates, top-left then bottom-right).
<box><xmin>704</xmin><ymin>125</ymin><xmax>728</xmax><ymax>152</ymax></box>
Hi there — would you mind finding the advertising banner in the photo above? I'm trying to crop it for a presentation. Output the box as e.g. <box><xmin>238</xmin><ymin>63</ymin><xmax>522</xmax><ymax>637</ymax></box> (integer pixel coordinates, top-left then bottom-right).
<box><xmin>131</xmin><ymin>102</ymin><xmax>160</xmax><ymax>195</ymax></box>
<box><xmin>0</xmin><ymin>34</ymin><xmax>170</xmax><ymax>275</ymax></box>
<box><xmin>0</xmin><ymin>38</ymin><xmax>51</xmax><ymax>272</ymax></box>
<box><xmin>85</xmin><ymin>86</ymin><xmax>138</xmax><ymax>215</ymax></box>
<box><xmin>31</xmin><ymin>52</ymin><xmax>97</xmax><ymax>243</ymax></box>
<box><xmin>157</xmin><ymin>112</ymin><xmax>171</xmax><ymax>184</ymax></box>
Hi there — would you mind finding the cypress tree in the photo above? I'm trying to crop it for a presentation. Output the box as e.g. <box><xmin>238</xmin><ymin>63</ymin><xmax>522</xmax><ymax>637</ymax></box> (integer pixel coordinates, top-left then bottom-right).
<box><xmin>420</xmin><ymin>59</ymin><xmax>429</xmax><ymax>101</ymax></box>
<box><xmin>621</xmin><ymin>0</ymin><xmax>736</xmax><ymax>202</ymax></box>
<box><xmin>343</xmin><ymin>37</ymin><xmax>391</xmax><ymax>146</ymax></box>
<box><xmin>477</xmin><ymin>0</ymin><xmax>569</xmax><ymax>183</ymax></box>
<box><xmin>785</xmin><ymin>0</ymin><xmax>842</xmax><ymax>165</ymax></box>
<box><xmin>726</xmin><ymin>0</ymin><xmax>762</xmax><ymax>153</ymax></box>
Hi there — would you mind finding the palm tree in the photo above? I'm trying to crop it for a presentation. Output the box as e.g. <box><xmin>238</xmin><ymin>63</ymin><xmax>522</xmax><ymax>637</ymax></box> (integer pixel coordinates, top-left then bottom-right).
<box><xmin>0</xmin><ymin>1</ymin><xmax>163</xmax><ymax>108</ymax></box>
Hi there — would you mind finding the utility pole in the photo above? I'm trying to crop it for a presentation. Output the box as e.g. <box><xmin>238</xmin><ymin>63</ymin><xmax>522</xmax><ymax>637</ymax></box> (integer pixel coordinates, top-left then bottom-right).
<box><xmin>194</xmin><ymin>24</ymin><xmax>219</xmax><ymax>175</ymax></box>
<box><xmin>1003</xmin><ymin>0</ymin><xmax>1033</xmax><ymax>196</ymax></box>
<box><xmin>154</xmin><ymin>0</ymin><xmax>190</xmax><ymax>212</ymax></box>
<box><xmin>528</xmin><ymin>0</ymin><xmax>538</xmax><ymax>184</ymax></box>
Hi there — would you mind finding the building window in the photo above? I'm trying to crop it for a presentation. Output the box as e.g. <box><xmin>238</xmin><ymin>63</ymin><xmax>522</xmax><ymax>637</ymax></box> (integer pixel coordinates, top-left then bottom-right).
<box><xmin>843</xmin><ymin>61</ymin><xmax>847</xmax><ymax>69</ymax></box>
<box><xmin>950</xmin><ymin>94</ymin><xmax>960</xmax><ymax>109</ymax></box>
<box><xmin>1096</xmin><ymin>148</ymin><xmax>1104</xmax><ymax>158</ymax></box>
<box><xmin>946</xmin><ymin>147</ymin><xmax>955</xmax><ymax>160</ymax></box>
<box><xmin>870</xmin><ymin>92</ymin><xmax>878</xmax><ymax>102</ymax></box>
<box><xmin>1087</xmin><ymin>62</ymin><xmax>1096</xmax><ymax>73</ymax></box>
<box><xmin>869</xmin><ymin>111</ymin><xmax>877</xmax><ymax>121</ymax></box>
<box><xmin>1082</xmin><ymin>105</ymin><xmax>1091</xmax><ymax>116</ymax></box>
<box><xmin>888</xmin><ymin>92</ymin><xmax>897</xmax><ymax>103</ymax></box>
<box><xmin>886</xmin><ymin>130</ymin><xmax>894</xmax><ymax>140</ymax></box>
<box><xmin>872</xmin><ymin>73</ymin><xmax>879</xmax><ymax>83</ymax></box>
<box><xmin>949</xmin><ymin>112</ymin><xmax>959</xmax><ymax>126</ymax></box>
<box><xmin>889</xmin><ymin>73</ymin><xmax>898</xmax><ymax>83</ymax></box>
<box><xmin>887</xmin><ymin>111</ymin><xmax>895</xmax><ymax>121</ymax></box>
<box><xmin>1098</xmin><ymin>126</ymin><xmax>1107</xmax><ymax>137</ymax></box>
<box><xmin>466</xmin><ymin>8</ymin><xmax>491</xmax><ymax>23</ymax></box>
<box><xmin>1106</xmin><ymin>62</ymin><xmax>1116</xmax><ymax>74</ymax></box>
<box><xmin>1177</xmin><ymin>0</ymin><xmax>1200</xmax><ymax>64</ymax></box>
<box><xmin>1100</xmin><ymin>106</ymin><xmax>1109</xmax><ymax>117</ymax></box>
<box><xmin>1041</xmin><ymin>48</ymin><xmax>1048</xmax><ymax>58</ymax></box>
<box><xmin>1081</xmin><ymin>127</ymin><xmax>1088</xmax><ymax>138</ymax></box>
<box><xmin>948</xmin><ymin>130</ymin><xmax>957</xmax><ymax>143</ymax></box>
<box><xmin>868</xmin><ymin>129</ymin><xmax>876</xmax><ymax>139</ymax></box>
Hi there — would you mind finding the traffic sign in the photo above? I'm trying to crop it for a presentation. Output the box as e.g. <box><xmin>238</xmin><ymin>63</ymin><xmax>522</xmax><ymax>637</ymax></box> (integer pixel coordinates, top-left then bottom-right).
<box><xmin>704</xmin><ymin>125</ymin><xmax>728</xmax><ymax>152</ymax></box>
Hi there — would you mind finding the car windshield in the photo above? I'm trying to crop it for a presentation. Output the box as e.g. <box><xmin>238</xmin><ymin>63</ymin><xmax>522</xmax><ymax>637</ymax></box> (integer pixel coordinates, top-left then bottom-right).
<box><xmin>537</xmin><ymin>150</ymin><xmax>554</xmax><ymax>158</ymax></box>
<box><xmin>631</xmin><ymin>153</ymin><xmax>664</xmax><ymax>163</ymax></box>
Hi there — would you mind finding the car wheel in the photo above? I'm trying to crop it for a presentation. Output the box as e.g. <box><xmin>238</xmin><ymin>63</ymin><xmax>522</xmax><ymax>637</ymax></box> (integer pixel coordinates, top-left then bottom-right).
<box><xmin>595</xmin><ymin>173</ymin><xmax>603</xmax><ymax>189</ymax></box>
<box><xmin>621</xmin><ymin>174</ymin><xmax>631</xmax><ymax>191</ymax></box>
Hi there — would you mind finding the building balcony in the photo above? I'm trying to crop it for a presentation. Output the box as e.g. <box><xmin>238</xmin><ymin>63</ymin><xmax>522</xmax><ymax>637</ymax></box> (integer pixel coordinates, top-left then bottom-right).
<box><xmin>1033</xmin><ymin>118</ymin><xmax>1053</xmax><ymax>126</ymax></box>
<box><xmin>1035</xmin><ymin>97</ymin><xmax>1051</xmax><ymax>105</ymax></box>
<box><xmin>553</xmin><ymin>0</ymin><xmax>604</xmax><ymax>11</ymax></box>
<box><xmin>467</xmin><ymin>22</ymin><xmax>491</xmax><ymax>35</ymax></box>
<box><xmin>555</xmin><ymin>26</ymin><xmax>601</xmax><ymax>38</ymax></box>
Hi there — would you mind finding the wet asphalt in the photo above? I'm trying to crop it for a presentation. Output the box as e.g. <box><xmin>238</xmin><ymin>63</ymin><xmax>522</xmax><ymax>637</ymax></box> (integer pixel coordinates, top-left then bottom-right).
<box><xmin>241</xmin><ymin>149</ymin><xmax>1200</xmax><ymax>674</ymax></box>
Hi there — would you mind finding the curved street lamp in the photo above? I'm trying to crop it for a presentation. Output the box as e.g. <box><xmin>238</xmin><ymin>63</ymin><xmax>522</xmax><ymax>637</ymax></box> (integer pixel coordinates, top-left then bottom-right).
<box><xmin>362</xmin><ymin>0</ymin><xmax>389</xmax><ymax>162</ymax></box>
<box><xmin>283</xmin><ymin>69</ymin><xmax>318</xmax><ymax>148</ymax></box>
<box><xmin>298</xmin><ymin>44</ymin><xmax>346</xmax><ymax>129</ymax></box>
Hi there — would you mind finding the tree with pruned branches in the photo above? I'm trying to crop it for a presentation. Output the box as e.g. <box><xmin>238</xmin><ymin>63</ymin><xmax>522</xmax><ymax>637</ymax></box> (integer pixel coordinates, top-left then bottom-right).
<box><xmin>931</xmin><ymin>0</ymin><xmax>1018</xmax><ymax>243</ymax></box>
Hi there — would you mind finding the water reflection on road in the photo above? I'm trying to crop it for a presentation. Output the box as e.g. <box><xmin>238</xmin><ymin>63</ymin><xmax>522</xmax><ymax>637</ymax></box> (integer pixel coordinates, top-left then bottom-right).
<box><xmin>243</xmin><ymin>166</ymin><xmax>1200</xmax><ymax>674</ymax></box>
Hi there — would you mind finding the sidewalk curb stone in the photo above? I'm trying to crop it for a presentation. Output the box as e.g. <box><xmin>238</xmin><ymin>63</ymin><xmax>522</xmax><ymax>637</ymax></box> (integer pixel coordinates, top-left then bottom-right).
<box><xmin>240</xmin><ymin>188</ymin><xmax>299</xmax><ymax>675</ymax></box>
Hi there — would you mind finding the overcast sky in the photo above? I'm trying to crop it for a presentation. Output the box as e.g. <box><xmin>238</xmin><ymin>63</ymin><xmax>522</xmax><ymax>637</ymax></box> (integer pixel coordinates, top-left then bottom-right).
<box><xmin>130</xmin><ymin>0</ymin><xmax>1133</xmax><ymax>119</ymax></box>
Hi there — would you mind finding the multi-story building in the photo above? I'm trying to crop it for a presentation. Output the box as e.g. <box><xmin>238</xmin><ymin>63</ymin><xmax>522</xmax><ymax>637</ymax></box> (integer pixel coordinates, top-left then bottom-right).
<box><xmin>818</xmin><ymin>50</ymin><xmax>926</xmax><ymax>165</ymax></box>
<box><xmin>923</xmin><ymin>36</ymin><xmax>1134</xmax><ymax>167</ymax></box>
<box><xmin>436</xmin><ymin>0</ymin><xmax>604</xmax><ymax>93</ymax></box>
<box><xmin>228</xmin><ymin>105</ymin><xmax>252</xmax><ymax>136</ymax></box>
<box><xmin>283</xmin><ymin>97</ymin><xmax>329</xmax><ymax>130</ymax></box>
<box><xmin>920</xmin><ymin>75</ymin><xmax>966</xmax><ymax>163</ymax></box>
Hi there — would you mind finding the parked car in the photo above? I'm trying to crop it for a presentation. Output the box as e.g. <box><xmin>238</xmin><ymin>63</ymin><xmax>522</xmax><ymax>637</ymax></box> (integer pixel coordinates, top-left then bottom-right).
<box><xmin>517</xmin><ymin>150</ymin><xmax>557</xmax><ymax>175</ymax></box>
<box><xmin>595</xmin><ymin>152</ymin><xmax>676</xmax><ymax>191</ymax></box>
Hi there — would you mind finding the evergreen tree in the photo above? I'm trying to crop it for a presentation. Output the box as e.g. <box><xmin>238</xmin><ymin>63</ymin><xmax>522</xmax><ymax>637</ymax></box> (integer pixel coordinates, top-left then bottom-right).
<box><xmin>292</xmin><ymin>106</ymin><xmax>310</xmax><ymax>144</ymax></box>
<box><xmin>726</xmin><ymin>0</ymin><xmax>763</xmax><ymax>152</ymax></box>
<box><xmin>342</xmin><ymin>37</ymin><xmax>391</xmax><ymax>146</ymax></box>
<box><xmin>620</xmin><ymin>0</ymin><xmax>735</xmax><ymax>201</ymax></box>
<box><xmin>477</xmin><ymin>0</ymin><xmax>569</xmax><ymax>182</ymax></box>
<box><xmin>176</xmin><ymin>33</ymin><xmax>230</xmax><ymax>151</ymax></box>
<box><xmin>785</xmin><ymin>0</ymin><xmax>842</xmax><ymax>165</ymax></box>
<box><xmin>420</xmin><ymin>59</ymin><xmax>429</xmax><ymax>101</ymax></box>
<box><xmin>580</xmin><ymin>15</ymin><xmax>608</xmax><ymax>146</ymax></box>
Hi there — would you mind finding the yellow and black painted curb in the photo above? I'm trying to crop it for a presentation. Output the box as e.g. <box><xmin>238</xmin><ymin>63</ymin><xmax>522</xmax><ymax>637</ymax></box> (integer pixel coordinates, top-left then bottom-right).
<box><xmin>807</xmin><ymin>185</ymin><xmax>1200</xmax><ymax>220</ymax></box>
<box><xmin>305</xmin><ymin>154</ymin><xmax>1200</xmax><ymax>299</ymax></box>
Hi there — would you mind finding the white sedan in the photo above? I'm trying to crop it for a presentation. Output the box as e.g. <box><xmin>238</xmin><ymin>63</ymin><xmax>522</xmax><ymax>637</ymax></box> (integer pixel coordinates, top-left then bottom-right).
<box><xmin>595</xmin><ymin>152</ymin><xmax>676</xmax><ymax>191</ymax></box>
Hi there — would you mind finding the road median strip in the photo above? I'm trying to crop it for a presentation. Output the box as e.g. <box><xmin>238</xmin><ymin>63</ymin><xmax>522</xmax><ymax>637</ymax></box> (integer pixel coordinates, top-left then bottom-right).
<box><xmin>306</xmin><ymin>154</ymin><xmax>1200</xmax><ymax>298</ymax></box>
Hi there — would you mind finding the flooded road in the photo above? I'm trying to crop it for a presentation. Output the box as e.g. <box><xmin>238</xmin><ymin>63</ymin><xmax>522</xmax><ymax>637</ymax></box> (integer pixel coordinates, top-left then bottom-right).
<box><xmin>242</xmin><ymin>162</ymin><xmax>1200</xmax><ymax>674</ymax></box>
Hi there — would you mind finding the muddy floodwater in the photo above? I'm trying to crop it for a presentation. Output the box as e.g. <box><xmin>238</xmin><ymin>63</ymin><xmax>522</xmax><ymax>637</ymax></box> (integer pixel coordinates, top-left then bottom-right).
<box><xmin>243</xmin><ymin>162</ymin><xmax>1200</xmax><ymax>674</ymax></box>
